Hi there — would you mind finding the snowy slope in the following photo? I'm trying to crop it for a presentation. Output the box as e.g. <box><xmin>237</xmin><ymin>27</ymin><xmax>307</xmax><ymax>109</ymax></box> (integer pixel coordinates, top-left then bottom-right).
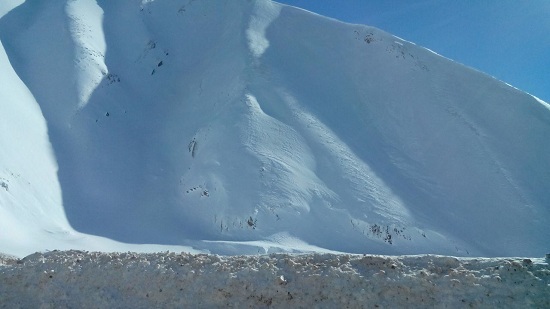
<box><xmin>0</xmin><ymin>0</ymin><xmax>202</xmax><ymax>257</ymax></box>
<box><xmin>0</xmin><ymin>0</ymin><xmax>549</xmax><ymax>257</ymax></box>
<box><xmin>0</xmin><ymin>36</ymin><xmax>196</xmax><ymax>254</ymax></box>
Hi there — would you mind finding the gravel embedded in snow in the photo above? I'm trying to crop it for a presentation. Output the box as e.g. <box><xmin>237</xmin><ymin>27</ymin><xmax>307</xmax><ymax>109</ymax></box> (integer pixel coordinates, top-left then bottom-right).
<box><xmin>1</xmin><ymin>251</ymin><xmax>548</xmax><ymax>308</ymax></box>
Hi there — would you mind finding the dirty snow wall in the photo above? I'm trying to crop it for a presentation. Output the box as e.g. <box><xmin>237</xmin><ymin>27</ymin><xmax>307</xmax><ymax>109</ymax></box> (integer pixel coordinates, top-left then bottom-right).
<box><xmin>0</xmin><ymin>251</ymin><xmax>548</xmax><ymax>308</ymax></box>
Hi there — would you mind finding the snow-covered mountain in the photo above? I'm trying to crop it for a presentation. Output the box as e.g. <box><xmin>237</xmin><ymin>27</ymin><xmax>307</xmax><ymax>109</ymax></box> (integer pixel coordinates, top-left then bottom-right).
<box><xmin>1</xmin><ymin>0</ymin><xmax>549</xmax><ymax>258</ymax></box>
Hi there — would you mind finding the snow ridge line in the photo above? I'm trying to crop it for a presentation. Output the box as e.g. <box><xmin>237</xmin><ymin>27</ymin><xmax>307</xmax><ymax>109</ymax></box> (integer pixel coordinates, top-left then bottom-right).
<box><xmin>1</xmin><ymin>251</ymin><xmax>548</xmax><ymax>308</ymax></box>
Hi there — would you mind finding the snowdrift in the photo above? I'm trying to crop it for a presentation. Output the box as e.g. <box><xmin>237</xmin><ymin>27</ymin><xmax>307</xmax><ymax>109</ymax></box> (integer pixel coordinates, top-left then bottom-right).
<box><xmin>0</xmin><ymin>0</ymin><xmax>549</xmax><ymax>257</ymax></box>
<box><xmin>1</xmin><ymin>251</ymin><xmax>549</xmax><ymax>308</ymax></box>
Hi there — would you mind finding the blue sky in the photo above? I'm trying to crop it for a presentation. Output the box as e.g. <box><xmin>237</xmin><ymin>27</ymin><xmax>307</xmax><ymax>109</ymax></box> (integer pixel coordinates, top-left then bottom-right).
<box><xmin>276</xmin><ymin>0</ymin><xmax>550</xmax><ymax>103</ymax></box>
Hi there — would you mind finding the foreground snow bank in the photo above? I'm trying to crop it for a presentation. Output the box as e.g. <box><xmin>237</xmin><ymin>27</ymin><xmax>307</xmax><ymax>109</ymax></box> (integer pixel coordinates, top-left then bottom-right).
<box><xmin>1</xmin><ymin>251</ymin><xmax>548</xmax><ymax>308</ymax></box>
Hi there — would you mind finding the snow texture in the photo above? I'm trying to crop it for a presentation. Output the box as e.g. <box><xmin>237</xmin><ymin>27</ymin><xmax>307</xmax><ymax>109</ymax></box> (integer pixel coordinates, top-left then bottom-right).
<box><xmin>0</xmin><ymin>0</ymin><xmax>549</xmax><ymax>258</ymax></box>
<box><xmin>0</xmin><ymin>251</ymin><xmax>548</xmax><ymax>308</ymax></box>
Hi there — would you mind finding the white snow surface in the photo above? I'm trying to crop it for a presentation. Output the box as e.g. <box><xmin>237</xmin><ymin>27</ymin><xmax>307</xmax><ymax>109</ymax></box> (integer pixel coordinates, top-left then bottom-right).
<box><xmin>0</xmin><ymin>0</ymin><xmax>549</xmax><ymax>258</ymax></box>
<box><xmin>0</xmin><ymin>251</ymin><xmax>548</xmax><ymax>308</ymax></box>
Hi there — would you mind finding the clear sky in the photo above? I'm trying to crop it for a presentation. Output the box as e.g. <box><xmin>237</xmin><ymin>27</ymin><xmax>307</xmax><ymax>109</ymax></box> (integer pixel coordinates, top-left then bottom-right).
<box><xmin>276</xmin><ymin>0</ymin><xmax>550</xmax><ymax>103</ymax></box>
